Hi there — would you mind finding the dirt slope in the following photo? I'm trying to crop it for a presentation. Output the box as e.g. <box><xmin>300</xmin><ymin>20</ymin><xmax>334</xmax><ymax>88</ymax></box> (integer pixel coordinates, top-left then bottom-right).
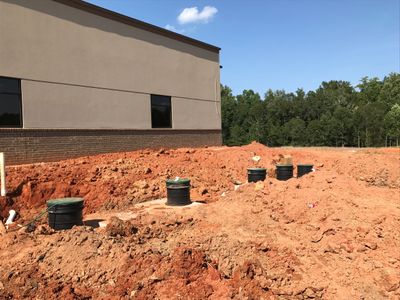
<box><xmin>0</xmin><ymin>143</ymin><xmax>399</xmax><ymax>299</ymax></box>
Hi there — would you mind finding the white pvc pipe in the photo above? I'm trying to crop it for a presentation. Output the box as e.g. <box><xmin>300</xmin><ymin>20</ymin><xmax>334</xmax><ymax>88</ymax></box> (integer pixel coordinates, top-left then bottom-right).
<box><xmin>5</xmin><ymin>210</ymin><xmax>16</xmax><ymax>225</ymax></box>
<box><xmin>0</xmin><ymin>153</ymin><xmax>5</xmax><ymax>197</ymax></box>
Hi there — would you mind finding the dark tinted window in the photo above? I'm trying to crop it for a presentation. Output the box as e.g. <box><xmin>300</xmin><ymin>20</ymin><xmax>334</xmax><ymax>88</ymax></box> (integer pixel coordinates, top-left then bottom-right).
<box><xmin>0</xmin><ymin>77</ymin><xmax>20</xmax><ymax>94</ymax></box>
<box><xmin>0</xmin><ymin>77</ymin><xmax>22</xmax><ymax>127</ymax></box>
<box><xmin>151</xmin><ymin>95</ymin><xmax>171</xmax><ymax>128</ymax></box>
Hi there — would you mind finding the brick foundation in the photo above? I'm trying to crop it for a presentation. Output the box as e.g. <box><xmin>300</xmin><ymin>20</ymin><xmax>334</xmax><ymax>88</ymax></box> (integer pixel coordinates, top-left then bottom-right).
<box><xmin>0</xmin><ymin>129</ymin><xmax>222</xmax><ymax>165</ymax></box>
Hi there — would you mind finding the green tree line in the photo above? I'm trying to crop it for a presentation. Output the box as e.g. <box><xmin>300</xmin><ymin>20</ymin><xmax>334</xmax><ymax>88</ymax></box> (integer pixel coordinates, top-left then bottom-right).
<box><xmin>221</xmin><ymin>73</ymin><xmax>400</xmax><ymax>147</ymax></box>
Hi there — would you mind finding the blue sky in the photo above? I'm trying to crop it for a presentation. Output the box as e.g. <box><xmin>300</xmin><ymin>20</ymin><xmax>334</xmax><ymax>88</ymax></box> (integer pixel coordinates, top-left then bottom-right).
<box><xmin>87</xmin><ymin>0</ymin><xmax>400</xmax><ymax>96</ymax></box>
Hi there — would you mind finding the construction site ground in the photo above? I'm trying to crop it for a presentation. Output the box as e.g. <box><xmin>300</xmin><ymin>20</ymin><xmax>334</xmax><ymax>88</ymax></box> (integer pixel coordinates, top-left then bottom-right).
<box><xmin>0</xmin><ymin>142</ymin><xmax>399</xmax><ymax>299</ymax></box>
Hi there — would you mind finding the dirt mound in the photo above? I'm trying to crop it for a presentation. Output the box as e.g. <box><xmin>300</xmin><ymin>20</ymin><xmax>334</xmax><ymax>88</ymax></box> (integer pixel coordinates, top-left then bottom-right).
<box><xmin>2</xmin><ymin>144</ymin><xmax>399</xmax><ymax>220</ymax></box>
<box><xmin>0</xmin><ymin>144</ymin><xmax>399</xmax><ymax>299</ymax></box>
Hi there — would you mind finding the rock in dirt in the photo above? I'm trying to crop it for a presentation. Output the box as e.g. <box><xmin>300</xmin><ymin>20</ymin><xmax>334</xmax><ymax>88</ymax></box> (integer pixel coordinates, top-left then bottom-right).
<box><xmin>281</xmin><ymin>155</ymin><xmax>293</xmax><ymax>165</ymax></box>
<box><xmin>254</xmin><ymin>182</ymin><xmax>264</xmax><ymax>191</ymax></box>
<box><xmin>105</xmin><ymin>217</ymin><xmax>138</xmax><ymax>237</ymax></box>
<box><xmin>356</xmin><ymin>245</ymin><xmax>368</xmax><ymax>253</ymax></box>
<box><xmin>134</xmin><ymin>180</ymin><xmax>149</xmax><ymax>189</ymax></box>
<box><xmin>35</xmin><ymin>224</ymin><xmax>54</xmax><ymax>235</ymax></box>
<box><xmin>365</xmin><ymin>242</ymin><xmax>377</xmax><ymax>250</ymax></box>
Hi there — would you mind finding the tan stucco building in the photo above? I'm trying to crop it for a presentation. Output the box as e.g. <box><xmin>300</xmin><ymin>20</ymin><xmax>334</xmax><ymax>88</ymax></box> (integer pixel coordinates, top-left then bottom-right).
<box><xmin>0</xmin><ymin>0</ymin><xmax>222</xmax><ymax>164</ymax></box>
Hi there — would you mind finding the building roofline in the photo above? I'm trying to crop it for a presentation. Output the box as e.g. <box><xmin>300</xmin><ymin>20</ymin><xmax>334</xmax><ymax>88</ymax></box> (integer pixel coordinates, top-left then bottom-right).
<box><xmin>52</xmin><ymin>0</ymin><xmax>221</xmax><ymax>53</ymax></box>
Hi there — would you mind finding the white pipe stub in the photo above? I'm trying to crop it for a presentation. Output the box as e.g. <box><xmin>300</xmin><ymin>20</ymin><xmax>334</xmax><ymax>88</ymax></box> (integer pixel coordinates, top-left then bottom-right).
<box><xmin>0</xmin><ymin>152</ymin><xmax>5</xmax><ymax>197</ymax></box>
<box><xmin>5</xmin><ymin>209</ymin><xmax>16</xmax><ymax>225</ymax></box>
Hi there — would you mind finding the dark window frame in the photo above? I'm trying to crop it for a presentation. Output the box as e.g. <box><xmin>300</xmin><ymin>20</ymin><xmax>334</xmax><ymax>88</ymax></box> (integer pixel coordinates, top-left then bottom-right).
<box><xmin>0</xmin><ymin>76</ymin><xmax>23</xmax><ymax>128</ymax></box>
<box><xmin>151</xmin><ymin>94</ymin><xmax>172</xmax><ymax>129</ymax></box>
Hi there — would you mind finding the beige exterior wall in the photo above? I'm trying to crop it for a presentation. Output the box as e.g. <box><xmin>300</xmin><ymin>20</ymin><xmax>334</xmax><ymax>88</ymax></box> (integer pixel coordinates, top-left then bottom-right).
<box><xmin>21</xmin><ymin>80</ymin><xmax>151</xmax><ymax>129</ymax></box>
<box><xmin>0</xmin><ymin>0</ymin><xmax>221</xmax><ymax>130</ymax></box>
<box><xmin>172</xmin><ymin>97</ymin><xmax>221</xmax><ymax>129</ymax></box>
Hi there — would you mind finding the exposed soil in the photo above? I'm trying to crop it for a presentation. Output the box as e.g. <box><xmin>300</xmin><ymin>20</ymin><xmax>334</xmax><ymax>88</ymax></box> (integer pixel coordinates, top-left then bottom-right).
<box><xmin>0</xmin><ymin>143</ymin><xmax>399</xmax><ymax>299</ymax></box>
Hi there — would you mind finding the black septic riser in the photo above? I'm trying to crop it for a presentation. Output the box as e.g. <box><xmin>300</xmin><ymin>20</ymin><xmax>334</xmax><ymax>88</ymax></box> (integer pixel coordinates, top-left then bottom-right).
<box><xmin>276</xmin><ymin>165</ymin><xmax>294</xmax><ymax>181</ymax></box>
<box><xmin>297</xmin><ymin>164</ymin><xmax>313</xmax><ymax>177</ymax></box>
<box><xmin>47</xmin><ymin>198</ymin><xmax>84</xmax><ymax>230</ymax></box>
<box><xmin>247</xmin><ymin>168</ymin><xmax>267</xmax><ymax>183</ymax></box>
<box><xmin>166</xmin><ymin>185</ymin><xmax>191</xmax><ymax>206</ymax></box>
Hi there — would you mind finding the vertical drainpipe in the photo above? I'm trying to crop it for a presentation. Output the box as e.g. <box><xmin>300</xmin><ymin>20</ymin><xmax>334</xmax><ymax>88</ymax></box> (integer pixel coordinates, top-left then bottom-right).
<box><xmin>215</xmin><ymin>57</ymin><xmax>221</xmax><ymax>118</ymax></box>
<box><xmin>0</xmin><ymin>152</ymin><xmax>6</xmax><ymax>197</ymax></box>
<box><xmin>216</xmin><ymin>54</ymin><xmax>222</xmax><ymax>138</ymax></box>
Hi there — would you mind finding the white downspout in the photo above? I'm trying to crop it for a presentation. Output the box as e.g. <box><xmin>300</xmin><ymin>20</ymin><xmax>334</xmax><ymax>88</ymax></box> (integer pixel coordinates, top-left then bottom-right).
<box><xmin>215</xmin><ymin>63</ymin><xmax>221</xmax><ymax>118</ymax></box>
<box><xmin>0</xmin><ymin>152</ymin><xmax>6</xmax><ymax>197</ymax></box>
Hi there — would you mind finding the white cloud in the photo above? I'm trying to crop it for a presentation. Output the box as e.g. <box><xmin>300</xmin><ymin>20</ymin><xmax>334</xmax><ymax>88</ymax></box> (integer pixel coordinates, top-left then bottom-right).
<box><xmin>165</xmin><ymin>24</ymin><xmax>185</xmax><ymax>34</ymax></box>
<box><xmin>177</xmin><ymin>6</ymin><xmax>218</xmax><ymax>25</ymax></box>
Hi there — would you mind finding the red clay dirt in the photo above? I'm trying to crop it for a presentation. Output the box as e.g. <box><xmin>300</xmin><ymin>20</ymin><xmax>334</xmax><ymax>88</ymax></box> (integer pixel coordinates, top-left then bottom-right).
<box><xmin>0</xmin><ymin>142</ymin><xmax>399</xmax><ymax>299</ymax></box>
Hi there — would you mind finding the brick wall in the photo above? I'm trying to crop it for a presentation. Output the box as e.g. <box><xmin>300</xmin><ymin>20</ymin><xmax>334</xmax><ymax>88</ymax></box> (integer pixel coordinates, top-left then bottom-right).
<box><xmin>0</xmin><ymin>129</ymin><xmax>222</xmax><ymax>165</ymax></box>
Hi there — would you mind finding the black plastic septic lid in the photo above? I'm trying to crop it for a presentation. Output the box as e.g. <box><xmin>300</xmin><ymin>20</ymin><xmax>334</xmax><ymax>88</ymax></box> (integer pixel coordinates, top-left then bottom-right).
<box><xmin>166</xmin><ymin>178</ymin><xmax>190</xmax><ymax>185</ymax></box>
<box><xmin>247</xmin><ymin>168</ymin><xmax>267</xmax><ymax>171</ymax></box>
<box><xmin>276</xmin><ymin>164</ymin><xmax>294</xmax><ymax>167</ymax></box>
<box><xmin>47</xmin><ymin>197</ymin><xmax>84</xmax><ymax>207</ymax></box>
<box><xmin>167</xmin><ymin>184</ymin><xmax>190</xmax><ymax>189</ymax></box>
